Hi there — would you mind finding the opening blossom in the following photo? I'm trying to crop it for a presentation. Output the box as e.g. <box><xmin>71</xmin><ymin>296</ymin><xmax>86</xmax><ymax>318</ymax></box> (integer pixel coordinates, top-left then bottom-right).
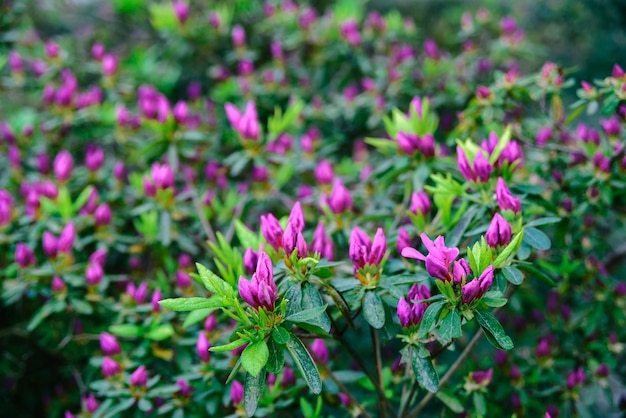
<box><xmin>224</xmin><ymin>101</ymin><xmax>260</xmax><ymax>141</ymax></box>
<box><xmin>401</xmin><ymin>233</ymin><xmax>459</xmax><ymax>282</ymax></box>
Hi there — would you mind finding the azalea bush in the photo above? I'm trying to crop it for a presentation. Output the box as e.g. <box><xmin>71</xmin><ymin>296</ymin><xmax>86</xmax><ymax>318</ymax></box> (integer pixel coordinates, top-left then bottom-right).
<box><xmin>1</xmin><ymin>1</ymin><xmax>626</xmax><ymax>417</ymax></box>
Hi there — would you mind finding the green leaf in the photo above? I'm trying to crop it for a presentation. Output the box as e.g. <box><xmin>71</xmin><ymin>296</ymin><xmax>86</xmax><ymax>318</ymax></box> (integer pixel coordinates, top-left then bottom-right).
<box><xmin>145</xmin><ymin>324</ymin><xmax>175</xmax><ymax>341</ymax></box>
<box><xmin>523</xmin><ymin>227</ymin><xmax>551</xmax><ymax>250</ymax></box>
<box><xmin>439</xmin><ymin>309</ymin><xmax>462</xmax><ymax>343</ymax></box>
<box><xmin>494</xmin><ymin>231</ymin><xmax>524</xmax><ymax>268</ymax></box>
<box><xmin>362</xmin><ymin>290</ymin><xmax>385</xmax><ymax>329</ymax></box>
<box><xmin>364</xmin><ymin>137</ymin><xmax>398</xmax><ymax>152</ymax></box>
<box><xmin>286</xmin><ymin>304</ymin><xmax>329</xmax><ymax>324</ymax></box>
<box><xmin>488</xmin><ymin>126</ymin><xmax>512</xmax><ymax>165</ymax></box>
<box><xmin>72</xmin><ymin>185</ymin><xmax>95</xmax><ymax>212</ymax></box>
<box><xmin>501</xmin><ymin>266</ymin><xmax>524</xmax><ymax>285</ymax></box>
<box><xmin>300</xmin><ymin>283</ymin><xmax>331</xmax><ymax>333</ymax></box>
<box><xmin>516</xmin><ymin>263</ymin><xmax>556</xmax><ymax>287</ymax></box>
<box><xmin>182</xmin><ymin>308</ymin><xmax>214</xmax><ymax>328</ymax></box>
<box><xmin>241</xmin><ymin>340</ymin><xmax>269</xmax><ymax>377</ymax></box>
<box><xmin>158</xmin><ymin>296</ymin><xmax>223</xmax><ymax>311</ymax></box>
<box><xmin>475</xmin><ymin>310</ymin><xmax>513</xmax><ymax>350</ymax></box>
<box><xmin>27</xmin><ymin>301</ymin><xmax>61</xmax><ymax>331</ymax></box>
<box><xmin>244</xmin><ymin>369</ymin><xmax>266</xmax><ymax>417</ymax></box>
<box><xmin>272</xmin><ymin>326</ymin><xmax>291</xmax><ymax>344</ymax></box>
<box><xmin>481</xmin><ymin>297</ymin><xmax>508</xmax><ymax>308</ymax></box>
<box><xmin>110</xmin><ymin>324</ymin><xmax>142</xmax><ymax>338</ymax></box>
<box><xmin>418</xmin><ymin>301</ymin><xmax>446</xmax><ymax>339</ymax></box>
<box><xmin>411</xmin><ymin>348</ymin><xmax>439</xmax><ymax>393</ymax></box>
<box><xmin>525</xmin><ymin>217</ymin><xmax>561</xmax><ymax>228</ymax></box>
<box><xmin>286</xmin><ymin>335</ymin><xmax>322</xmax><ymax>394</ymax></box>
<box><xmin>316</xmin><ymin>280</ymin><xmax>354</xmax><ymax>329</ymax></box>
<box><xmin>210</xmin><ymin>338</ymin><xmax>248</xmax><ymax>353</ymax></box>
<box><xmin>447</xmin><ymin>205</ymin><xmax>478</xmax><ymax>248</ymax></box>
<box><xmin>266</xmin><ymin>338</ymin><xmax>285</xmax><ymax>374</ymax></box>
<box><xmin>436</xmin><ymin>390</ymin><xmax>464</xmax><ymax>413</ymax></box>
<box><xmin>285</xmin><ymin>282</ymin><xmax>303</xmax><ymax>318</ymax></box>
<box><xmin>312</xmin><ymin>267</ymin><xmax>333</xmax><ymax>279</ymax></box>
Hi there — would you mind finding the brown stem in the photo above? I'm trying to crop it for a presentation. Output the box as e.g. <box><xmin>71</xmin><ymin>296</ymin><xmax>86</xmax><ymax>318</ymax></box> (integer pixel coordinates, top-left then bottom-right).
<box><xmin>370</xmin><ymin>327</ymin><xmax>387</xmax><ymax>418</ymax></box>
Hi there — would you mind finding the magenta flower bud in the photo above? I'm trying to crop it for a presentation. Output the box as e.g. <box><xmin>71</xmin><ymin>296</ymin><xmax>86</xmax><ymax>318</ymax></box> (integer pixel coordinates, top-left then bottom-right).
<box><xmin>196</xmin><ymin>331</ymin><xmax>210</xmax><ymax>363</ymax></box>
<box><xmin>397</xmin><ymin>131</ymin><xmax>419</xmax><ymax>155</ymax></box>
<box><xmin>499</xmin><ymin>140</ymin><xmax>523</xmax><ymax>168</ymax></box>
<box><xmin>85</xmin><ymin>146</ymin><xmax>105</xmax><ymax>172</ymax></box>
<box><xmin>260</xmin><ymin>213</ymin><xmax>283</xmax><ymax>251</ymax></box>
<box><xmin>100</xmin><ymin>332</ymin><xmax>121</xmax><ymax>355</ymax></box>
<box><xmin>173</xmin><ymin>101</ymin><xmax>188</xmax><ymax>124</ymax></box>
<box><xmin>143</xmin><ymin>176</ymin><xmax>156</xmax><ymax>197</ymax></box>
<box><xmin>496</xmin><ymin>177</ymin><xmax>521</xmax><ymax>214</ymax></box>
<box><xmin>86</xmin><ymin>263</ymin><xmax>103</xmax><ymax>286</ymax></box>
<box><xmin>452</xmin><ymin>259</ymin><xmax>472</xmax><ymax>285</ymax></box>
<box><xmin>54</xmin><ymin>150</ymin><xmax>74</xmax><ymax>182</ymax></box>
<box><xmin>592</xmin><ymin>152</ymin><xmax>610</xmax><ymax>173</ymax></box>
<box><xmin>84</xmin><ymin>394</ymin><xmax>98</xmax><ymax>414</ymax></box>
<box><xmin>277</xmin><ymin>366</ymin><xmax>295</xmax><ymax>387</ymax></box>
<box><xmin>243</xmin><ymin>248</ymin><xmax>259</xmax><ymax>275</ymax></box>
<box><xmin>410</xmin><ymin>96</ymin><xmax>423</xmax><ymax>116</ymax></box>
<box><xmin>151</xmin><ymin>289</ymin><xmax>162</xmax><ymax>313</ymax></box>
<box><xmin>327</xmin><ymin>179</ymin><xmax>352</xmax><ymax>214</ymax></box>
<box><xmin>288</xmin><ymin>201</ymin><xmax>305</xmax><ymax>232</ymax></box>
<box><xmin>91</xmin><ymin>43</ymin><xmax>105</xmax><ymax>61</ymax></box>
<box><xmin>176</xmin><ymin>379</ymin><xmax>193</xmax><ymax>398</ymax></box>
<box><xmin>94</xmin><ymin>203</ymin><xmax>112</xmax><ymax>226</ymax></box>
<box><xmin>130</xmin><ymin>366</ymin><xmax>148</xmax><ymax>387</ymax></box>
<box><xmin>37</xmin><ymin>153</ymin><xmax>51</xmax><ymax>175</ymax></box>
<box><xmin>9</xmin><ymin>51</ymin><xmax>23</xmax><ymax>73</ymax></box>
<box><xmin>112</xmin><ymin>162</ymin><xmax>126</xmax><ymax>182</ymax></box>
<box><xmin>238</xmin><ymin>252</ymin><xmax>278</xmax><ymax>311</ymax></box>
<box><xmin>473</xmin><ymin>151</ymin><xmax>493</xmax><ymax>182</ymax></box>
<box><xmin>151</xmin><ymin>162</ymin><xmax>175</xmax><ymax>190</ymax></box>
<box><xmin>612</xmin><ymin>64</ymin><xmax>624</xmax><ymax>79</ymax></box>
<box><xmin>314</xmin><ymin>159</ymin><xmax>334</xmax><ymax>185</ymax></box>
<box><xmin>537</xmin><ymin>126</ymin><xmax>554</xmax><ymax>146</ymax></box>
<box><xmin>208</xmin><ymin>11</ymin><xmax>221</xmax><ymax>28</ymax></box>
<box><xmin>311</xmin><ymin>338</ymin><xmax>329</xmax><ymax>364</ymax></box>
<box><xmin>410</xmin><ymin>191</ymin><xmax>431</xmax><ymax>216</ymax></box>
<box><xmin>396</xmin><ymin>227</ymin><xmax>412</xmax><ymax>254</ymax></box>
<box><xmin>15</xmin><ymin>243</ymin><xmax>35</xmax><ymax>267</ymax></box>
<box><xmin>102</xmin><ymin>54</ymin><xmax>118</xmax><ymax>76</ymax></box>
<box><xmin>462</xmin><ymin>265</ymin><xmax>494</xmax><ymax>304</ymax></box>
<box><xmin>204</xmin><ymin>314</ymin><xmax>218</xmax><ymax>332</ymax></box>
<box><xmin>476</xmin><ymin>85</ymin><xmax>492</xmax><ymax>99</ymax></box>
<box><xmin>469</xmin><ymin>368</ymin><xmax>493</xmax><ymax>385</ymax></box>
<box><xmin>89</xmin><ymin>249</ymin><xmax>107</xmax><ymax>266</ymax></box>
<box><xmin>45</xmin><ymin>41</ymin><xmax>60</xmax><ymax>58</ymax></box>
<box><xmin>370</xmin><ymin>228</ymin><xmax>387</xmax><ymax>265</ymax></box>
<box><xmin>176</xmin><ymin>270</ymin><xmax>192</xmax><ymax>289</ymax></box>
<box><xmin>57</xmin><ymin>223</ymin><xmax>75</xmax><ymax>254</ymax></box>
<box><xmin>271</xmin><ymin>40</ymin><xmax>284</xmax><ymax>61</ymax></box>
<box><xmin>283</xmin><ymin>223</ymin><xmax>308</xmax><ymax>258</ymax></box>
<box><xmin>172</xmin><ymin>0</ymin><xmax>190</xmax><ymax>24</ymax></box>
<box><xmin>230</xmin><ymin>380</ymin><xmax>244</xmax><ymax>405</ymax></box>
<box><xmin>102</xmin><ymin>357</ymin><xmax>121</xmax><ymax>378</ymax></box>
<box><xmin>485</xmin><ymin>213</ymin><xmax>512</xmax><ymax>247</ymax></box>
<box><xmin>311</xmin><ymin>222</ymin><xmax>334</xmax><ymax>260</ymax></box>
<box><xmin>456</xmin><ymin>146</ymin><xmax>476</xmax><ymax>182</ymax></box>
<box><xmin>423</xmin><ymin>39</ymin><xmax>439</xmax><ymax>59</ymax></box>
<box><xmin>601</xmin><ymin>117</ymin><xmax>621</xmax><ymax>136</ymax></box>
<box><xmin>595</xmin><ymin>364</ymin><xmax>609</xmax><ymax>378</ymax></box>
<box><xmin>500</xmin><ymin>16</ymin><xmax>517</xmax><ymax>33</ymax></box>
<box><xmin>232</xmin><ymin>25</ymin><xmax>246</xmax><ymax>47</ymax></box>
<box><xmin>51</xmin><ymin>276</ymin><xmax>66</xmax><ymax>292</ymax></box>
<box><xmin>43</xmin><ymin>232</ymin><xmax>59</xmax><ymax>258</ymax></box>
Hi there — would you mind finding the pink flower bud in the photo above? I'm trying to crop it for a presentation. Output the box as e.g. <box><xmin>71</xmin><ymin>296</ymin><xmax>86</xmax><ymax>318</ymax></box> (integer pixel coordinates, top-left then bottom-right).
<box><xmin>496</xmin><ymin>177</ymin><xmax>521</xmax><ymax>214</ymax></box>
<box><xmin>100</xmin><ymin>332</ymin><xmax>121</xmax><ymax>355</ymax></box>
<box><xmin>232</xmin><ymin>25</ymin><xmax>246</xmax><ymax>47</ymax></box>
<box><xmin>84</xmin><ymin>394</ymin><xmax>98</xmax><ymax>414</ymax></box>
<box><xmin>485</xmin><ymin>213</ymin><xmax>512</xmax><ymax>247</ymax></box>
<box><xmin>85</xmin><ymin>145</ymin><xmax>105</xmax><ymax>172</ymax></box>
<box><xmin>314</xmin><ymin>159</ymin><xmax>334</xmax><ymax>185</ymax></box>
<box><xmin>54</xmin><ymin>150</ymin><xmax>74</xmax><ymax>182</ymax></box>
<box><xmin>102</xmin><ymin>356</ymin><xmax>121</xmax><ymax>378</ymax></box>
<box><xmin>86</xmin><ymin>263</ymin><xmax>103</xmax><ymax>286</ymax></box>
<box><xmin>129</xmin><ymin>366</ymin><xmax>148</xmax><ymax>387</ymax></box>
<box><xmin>102</xmin><ymin>54</ymin><xmax>118</xmax><ymax>76</ymax></box>
<box><xmin>230</xmin><ymin>380</ymin><xmax>244</xmax><ymax>405</ymax></box>
<box><xmin>94</xmin><ymin>203</ymin><xmax>112</xmax><ymax>226</ymax></box>
<box><xmin>311</xmin><ymin>338</ymin><xmax>329</xmax><ymax>364</ymax></box>
<box><xmin>51</xmin><ymin>276</ymin><xmax>66</xmax><ymax>292</ymax></box>
<box><xmin>15</xmin><ymin>243</ymin><xmax>35</xmax><ymax>267</ymax></box>
<box><xmin>91</xmin><ymin>43</ymin><xmax>105</xmax><ymax>61</ymax></box>
<box><xmin>327</xmin><ymin>179</ymin><xmax>352</xmax><ymax>214</ymax></box>
<box><xmin>43</xmin><ymin>231</ymin><xmax>59</xmax><ymax>258</ymax></box>
<box><xmin>196</xmin><ymin>331</ymin><xmax>210</xmax><ymax>363</ymax></box>
<box><xmin>57</xmin><ymin>223</ymin><xmax>75</xmax><ymax>254</ymax></box>
<box><xmin>172</xmin><ymin>1</ymin><xmax>189</xmax><ymax>24</ymax></box>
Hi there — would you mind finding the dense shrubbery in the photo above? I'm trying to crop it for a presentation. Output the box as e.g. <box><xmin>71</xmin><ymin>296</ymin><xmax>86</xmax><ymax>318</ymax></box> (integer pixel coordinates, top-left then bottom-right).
<box><xmin>1</xmin><ymin>1</ymin><xmax>626</xmax><ymax>417</ymax></box>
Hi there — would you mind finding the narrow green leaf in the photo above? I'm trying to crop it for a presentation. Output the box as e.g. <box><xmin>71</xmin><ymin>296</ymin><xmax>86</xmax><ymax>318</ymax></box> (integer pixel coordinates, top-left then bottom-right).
<box><xmin>286</xmin><ymin>335</ymin><xmax>322</xmax><ymax>394</ymax></box>
<box><xmin>525</xmin><ymin>217</ymin><xmax>562</xmax><ymax>228</ymax></box>
<box><xmin>411</xmin><ymin>348</ymin><xmax>439</xmax><ymax>393</ymax></box>
<box><xmin>241</xmin><ymin>340</ymin><xmax>269</xmax><ymax>377</ymax></box>
<box><xmin>447</xmin><ymin>206</ymin><xmax>477</xmax><ymax>247</ymax></box>
<box><xmin>194</xmin><ymin>263</ymin><xmax>218</xmax><ymax>293</ymax></box>
<box><xmin>362</xmin><ymin>290</ymin><xmax>385</xmax><ymax>329</ymax></box>
<box><xmin>182</xmin><ymin>308</ymin><xmax>214</xmax><ymax>328</ymax></box>
<box><xmin>436</xmin><ymin>390</ymin><xmax>464</xmax><ymax>413</ymax></box>
<box><xmin>145</xmin><ymin>324</ymin><xmax>175</xmax><ymax>341</ymax></box>
<box><xmin>438</xmin><ymin>309</ymin><xmax>462</xmax><ymax>343</ymax></box>
<box><xmin>488</xmin><ymin>126</ymin><xmax>511</xmax><ymax>165</ymax></box>
<box><xmin>272</xmin><ymin>326</ymin><xmax>291</xmax><ymax>344</ymax></box>
<box><xmin>316</xmin><ymin>280</ymin><xmax>354</xmax><ymax>329</ymax></box>
<box><xmin>501</xmin><ymin>266</ymin><xmax>524</xmax><ymax>285</ymax></box>
<box><xmin>523</xmin><ymin>227</ymin><xmax>551</xmax><ymax>250</ymax></box>
<box><xmin>72</xmin><ymin>185</ymin><xmax>95</xmax><ymax>212</ymax></box>
<box><xmin>235</xmin><ymin>220</ymin><xmax>260</xmax><ymax>251</ymax></box>
<box><xmin>110</xmin><ymin>324</ymin><xmax>142</xmax><ymax>338</ymax></box>
<box><xmin>286</xmin><ymin>304</ymin><xmax>329</xmax><ymax>324</ymax></box>
<box><xmin>244</xmin><ymin>370</ymin><xmax>266</xmax><ymax>417</ymax></box>
<box><xmin>517</xmin><ymin>263</ymin><xmax>556</xmax><ymax>287</ymax></box>
<box><xmin>210</xmin><ymin>338</ymin><xmax>247</xmax><ymax>353</ymax></box>
<box><xmin>418</xmin><ymin>301</ymin><xmax>446</xmax><ymax>339</ymax></box>
<box><xmin>475</xmin><ymin>310</ymin><xmax>514</xmax><ymax>350</ymax></box>
<box><xmin>158</xmin><ymin>296</ymin><xmax>223</xmax><ymax>311</ymax></box>
<box><xmin>266</xmin><ymin>338</ymin><xmax>284</xmax><ymax>374</ymax></box>
<box><xmin>27</xmin><ymin>302</ymin><xmax>57</xmax><ymax>331</ymax></box>
<box><xmin>494</xmin><ymin>231</ymin><xmax>524</xmax><ymax>268</ymax></box>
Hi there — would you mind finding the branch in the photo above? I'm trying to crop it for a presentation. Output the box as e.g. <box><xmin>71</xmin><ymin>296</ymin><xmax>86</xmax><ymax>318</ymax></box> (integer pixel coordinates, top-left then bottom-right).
<box><xmin>371</xmin><ymin>327</ymin><xmax>387</xmax><ymax>418</ymax></box>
